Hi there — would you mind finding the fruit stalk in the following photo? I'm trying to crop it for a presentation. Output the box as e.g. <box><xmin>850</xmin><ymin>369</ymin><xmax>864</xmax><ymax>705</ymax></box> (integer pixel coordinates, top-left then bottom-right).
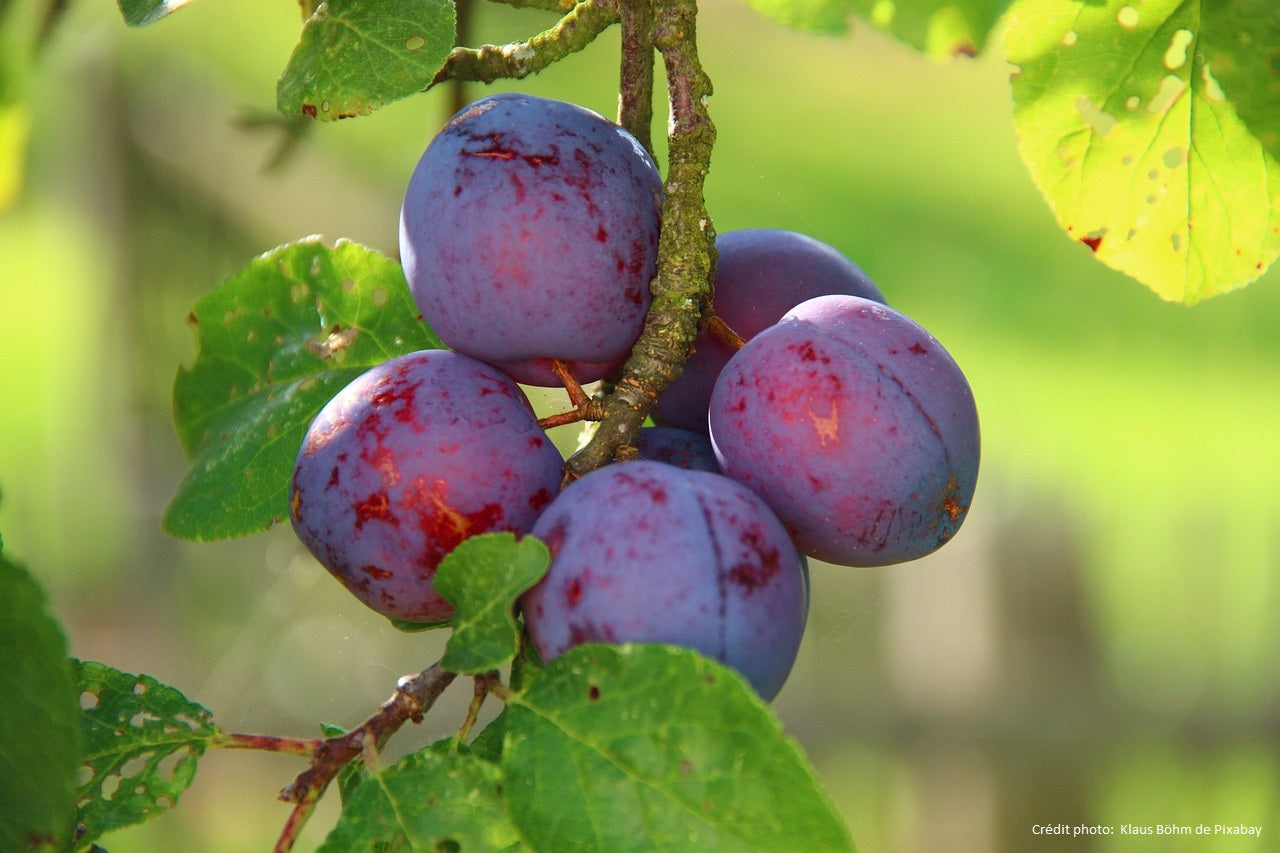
<box><xmin>566</xmin><ymin>0</ymin><xmax>716</xmax><ymax>479</ymax></box>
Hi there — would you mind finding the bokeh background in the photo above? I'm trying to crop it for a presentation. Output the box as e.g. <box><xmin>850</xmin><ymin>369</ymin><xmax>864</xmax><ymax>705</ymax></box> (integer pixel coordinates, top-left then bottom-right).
<box><xmin>3</xmin><ymin>1</ymin><xmax>1279</xmax><ymax>850</ymax></box>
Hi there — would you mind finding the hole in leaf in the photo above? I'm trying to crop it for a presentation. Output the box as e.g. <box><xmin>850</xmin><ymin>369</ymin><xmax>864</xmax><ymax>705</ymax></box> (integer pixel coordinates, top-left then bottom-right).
<box><xmin>1162</xmin><ymin>147</ymin><xmax>1187</xmax><ymax>169</ymax></box>
<box><xmin>100</xmin><ymin>774</ymin><xmax>121</xmax><ymax>801</ymax></box>
<box><xmin>1074</xmin><ymin>95</ymin><xmax>1117</xmax><ymax>136</ymax></box>
<box><xmin>79</xmin><ymin>691</ymin><xmax>99</xmax><ymax>710</ymax></box>
<box><xmin>1148</xmin><ymin>75</ymin><xmax>1186</xmax><ymax>115</ymax></box>
<box><xmin>1202</xmin><ymin>64</ymin><xmax>1227</xmax><ymax>102</ymax></box>
<box><xmin>1164</xmin><ymin>29</ymin><xmax>1194</xmax><ymax>70</ymax></box>
<box><xmin>120</xmin><ymin>754</ymin><xmax>150</xmax><ymax>780</ymax></box>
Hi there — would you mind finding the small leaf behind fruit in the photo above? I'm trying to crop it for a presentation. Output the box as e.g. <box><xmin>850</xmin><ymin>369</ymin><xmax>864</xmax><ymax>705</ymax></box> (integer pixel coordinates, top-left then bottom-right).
<box><xmin>435</xmin><ymin>533</ymin><xmax>550</xmax><ymax>674</ymax></box>
<box><xmin>502</xmin><ymin>643</ymin><xmax>853</xmax><ymax>851</ymax></box>
<box><xmin>319</xmin><ymin>747</ymin><xmax>524</xmax><ymax>851</ymax></box>
<box><xmin>278</xmin><ymin>0</ymin><xmax>456</xmax><ymax>121</ymax></box>
<box><xmin>0</xmin><ymin>542</ymin><xmax>79</xmax><ymax>852</ymax></box>
<box><xmin>73</xmin><ymin>661</ymin><xmax>217</xmax><ymax>848</ymax></box>
<box><xmin>165</xmin><ymin>237</ymin><xmax>442</xmax><ymax>541</ymax></box>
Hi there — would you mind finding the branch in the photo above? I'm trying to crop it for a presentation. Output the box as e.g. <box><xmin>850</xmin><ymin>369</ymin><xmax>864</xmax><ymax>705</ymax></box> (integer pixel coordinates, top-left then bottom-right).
<box><xmin>269</xmin><ymin>663</ymin><xmax>458</xmax><ymax>851</ymax></box>
<box><xmin>617</xmin><ymin>1</ymin><xmax>655</xmax><ymax>154</ymax></box>
<box><xmin>432</xmin><ymin>1</ymin><xmax>618</xmax><ymax>87</ymax></box>
<box><xmin>564</xmin><ymin>0</ymin><xmax>716</xmax><ymax>479</ymax></box>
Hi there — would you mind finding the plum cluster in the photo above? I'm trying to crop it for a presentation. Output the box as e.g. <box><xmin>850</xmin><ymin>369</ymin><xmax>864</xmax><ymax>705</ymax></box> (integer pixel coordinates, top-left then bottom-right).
<box><xmin>288</xmin><ymin>93</ymin><xmax>979</xmax><ymax>701</ymax></box>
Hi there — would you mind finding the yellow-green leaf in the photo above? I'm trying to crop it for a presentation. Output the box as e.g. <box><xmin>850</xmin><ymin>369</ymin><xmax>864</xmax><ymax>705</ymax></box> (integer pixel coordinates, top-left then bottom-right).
<box><xmin>1006</xmin><ymin>0</ymin><xmax>1280</xmax><ymax>303</ymax></box>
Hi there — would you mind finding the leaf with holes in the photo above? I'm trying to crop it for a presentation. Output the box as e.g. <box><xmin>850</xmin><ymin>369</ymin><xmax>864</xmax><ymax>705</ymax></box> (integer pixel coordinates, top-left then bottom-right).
<box><xmin>278</xmin><ymin>0</ymin><xmax>456</xmax><ymax>121</ymax></box>
<box><xmin>742</xmin><ymin>0</ymin><xmax>1013</xmax><ymax>58</ymax></box>
<box><xmin>73</xmin><ymin>661</ymin><xmax>217</xmax><ymax>848</ymax></box>
<box><xmin>435</xmin><ymin>533</ymin><xmax>550</xmax><ymax>675</ymax></box>
<box><xmin>166</xmin><ymin>237</ymin><xmax>442</xmax><ymax>541</ymax></box>
<box><xmin>319</xmin><ymin>746</ymin><xmax>524</xmax><ymax>851</ymax></box>
<box><xmin>0</xmin><ymin>542</ymin><xmax>79</xmax><ymax>852</ymax></box>
<box><xmin>501</xmin><ymin>643</ymin><xmax>853</xmax><ymax>851</ymax></box>
<box><xmin>116</xmin><ymin>0</ymin><xmax>197</xmax><ymax>26</ymax></box>
<box><xmin>1006</xmin><ymin>0</ymin><xmax>1280</xmax><ymax>303</ymax></box>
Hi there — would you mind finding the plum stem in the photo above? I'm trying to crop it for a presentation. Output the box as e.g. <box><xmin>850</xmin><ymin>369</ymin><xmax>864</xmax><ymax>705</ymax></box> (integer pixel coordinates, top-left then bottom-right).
<box><xmin>565</xmin><ymin>0</ymin><xmax>716</xmax><ymax>480</ymax></box>
<box><xmin>706</xmin><ymin>313</ymin><xmax>745</xmax><ymax>349</ymax></box>
<box><xmin>539</xmin><ymin>359</ymin><xmax>607</xmax><ymax>428</ymax></box>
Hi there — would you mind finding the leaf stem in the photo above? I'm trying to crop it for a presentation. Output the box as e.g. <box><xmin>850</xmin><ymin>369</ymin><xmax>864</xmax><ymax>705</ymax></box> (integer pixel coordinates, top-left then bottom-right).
<box><xmin>211</xmin><ymin>732</ymin><xmax>321</xmax><ymax>757</ymax></box>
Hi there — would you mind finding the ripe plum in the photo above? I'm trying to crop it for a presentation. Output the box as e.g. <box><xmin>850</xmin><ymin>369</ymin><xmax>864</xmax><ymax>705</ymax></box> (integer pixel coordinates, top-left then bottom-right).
<box><xmin>399</xmin><ymin>93</ymin><xmax>663</xmax><ymax>386</ymax></box>
<box><xmin>522</xmin><ymin>460</ymin><xmax>807</xmax><ymax>700</ymax></box>
<box><xmin>709</xmin><ymin>294</ymin><xmax>979</xmax><ymax>567</ymax></box>
<box><xmin>290</xmin><ymin>350</ymin><xmax>564</xmax><ymax>624</ymax></box>
<box><xmin>655</xmin><ymin>229</ymin><xmax>884</xmax><ymax>431</ymax></box>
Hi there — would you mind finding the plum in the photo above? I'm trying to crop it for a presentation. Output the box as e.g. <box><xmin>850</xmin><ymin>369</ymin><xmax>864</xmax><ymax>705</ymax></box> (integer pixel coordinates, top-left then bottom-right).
<box><xmin>290</xmin><ymin>349</ymin><xmax>564</xmax><ymax>624</ymax></box>
<box><xmin>709</xmin><ymin>294</ymin><xmax>979</xmax><ymax>567</ymax></box>
<box><xmin>399</xmin><ymin>93</ymin><xmax>663</xmax><ymax>386</ymax></box>
<box><xmin>522</xmin><ymin>460</ymin><xmax>807</xmax><ymax>700</ymax></box>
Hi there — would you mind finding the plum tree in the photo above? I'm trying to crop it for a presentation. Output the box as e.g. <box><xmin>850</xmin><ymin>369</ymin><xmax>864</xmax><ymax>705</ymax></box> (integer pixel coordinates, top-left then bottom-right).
<box><xmin>521</xmin><ymin>460</ymin><xmax>808</xmax><ymax>701</ymax></box>
<box><xmin>399</xmin><ymin>92</ymin><xmax>664</xmax><ymax>386</ymax></box>
<box><xmin>655</xmin><ymin>229</ymin><xmax>885</xmax><ymax>432</ymax></box>
<box><xmin>289</xmin><ymin>349</ymin><xmax>564</xmax><ymax>624</ymax></box>
<box><xmin>709</xmin><ymin>294</ymin><xmax>980</xmax><ymax>567</ymax></box>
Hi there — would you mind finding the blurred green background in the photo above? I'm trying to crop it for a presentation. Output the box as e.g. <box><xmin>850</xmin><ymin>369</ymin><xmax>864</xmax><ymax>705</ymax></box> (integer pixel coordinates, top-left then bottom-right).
<box><xmin>3</xmin><ymin>1</ymin><xmax>1279</xmax><ymax>850</ymax></box>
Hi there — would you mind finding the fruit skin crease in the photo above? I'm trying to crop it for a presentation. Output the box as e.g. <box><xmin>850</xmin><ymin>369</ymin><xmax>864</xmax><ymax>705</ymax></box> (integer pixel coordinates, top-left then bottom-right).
<box><xmin>709</xmin><ymin>295</ymin><xmax>980</xmax><ymax>567</ymax></box>
<box><xmin>289</xmin><ymin>349</ymin><xmax>564</xmax><ymax>625</ymax></box>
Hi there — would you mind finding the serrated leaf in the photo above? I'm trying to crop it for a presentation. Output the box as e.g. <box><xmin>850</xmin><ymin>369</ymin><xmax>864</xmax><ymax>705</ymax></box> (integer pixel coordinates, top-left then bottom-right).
<box><xmin>166</xmin><ymin>237</ymin><xmax>442</xmax><ymax>541</ymax></box>
<box><xmin>73</xmin><ymin>661</ymin><xmax>217</xmax><ymax>848</ymax></box>
<box><xmin>278</xmin><ymin>0</ymin><xmax>456</xmax><ymax>121</ymax></box>
<box><xmin>0</xmin><ymin>543</ymin><xmax>78</xmax><ymax>852</ymax></box>
<box><xmin>435</xmin><ymin>533</ymin><xmax>550</xmax><ymax>675</ymax></box>
<box><xmin>743</xmin><ymin>0</ymin><xmax>1012</xmax><ymax>58</ymax></box>
<box><xmin>502</xmin><ymin>644</ymin><xmax>853</xmax><ymax>852</ymax></box>
<box><xmin>116</xmin><ymin>0</ymin><xmax>196</xmax><ymax>26</ymax></box>
<box><xmin>319</xmin><ymin>747</ymin><xmax>524</xmax><ymax>851</ymax></box>
<box><xmin>1006</xmin><ymin>0</ymin><xmax>1280</xmax><ymax>303</ymax></box>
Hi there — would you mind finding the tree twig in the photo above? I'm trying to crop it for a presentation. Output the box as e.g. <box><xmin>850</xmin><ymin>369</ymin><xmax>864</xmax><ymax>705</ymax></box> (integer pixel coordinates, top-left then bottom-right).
<box><xmin>270</xmin><ymin>663</ymin><xmax>458</xmax><ymax>851</ymax></box>
<box><xmin>432</xmin><ymin>1</ymin><xmax>618</xmax><ymax>88</ymax></box>
<box><xmin>565</xmin><ymin>0</ymin><xmax>716</xmax><ymax>479</ymax></box>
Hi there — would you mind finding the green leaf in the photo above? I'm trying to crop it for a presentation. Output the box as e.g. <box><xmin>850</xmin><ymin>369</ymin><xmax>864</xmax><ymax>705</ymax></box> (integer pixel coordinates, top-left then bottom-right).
<box><xmin>502</xmin><ymin>644</ymin><xmax>853</xmax><ymax>852</ymax></box>
<box><xmin>116</xmin><ymin>0</ymin><xmax>196</xmax><ymax>26</ymax></box>
<box><xmin>166</xmin><ymin>237</ymin><xmax>442</xmax><ymax>541</ymax></box>
<box><xmin>742</xmin><ymin>0</ymin><xmax>1012</xmax><ymax>59</ymax></box>
<box><xmin>73</xmin><ymin>660</ymin><xmax>218</xmax><ymax>848</ymax></box>
<box><xmin>319</xmin><ymin>747</ymin><xmax>524</xmax><ymax>851</ymax></box>
<box><xmin>0</xmin><ymin>542</ymin><xmax>78</xmax><ymax>852</ymax></box>
<box><xmin>1006</xmin><ymin>0</ymin><xmax>1280</xmax><ymax>303</ymax></box>
<box><xmin>436</xmin><ymin>533</ymin><xmax>550</xmax><ymax>675</ymax></box>
<box><xmin>278</xmin><ymin>0</ymin><xmax>456</xmax><ymax>121</ymax></box>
